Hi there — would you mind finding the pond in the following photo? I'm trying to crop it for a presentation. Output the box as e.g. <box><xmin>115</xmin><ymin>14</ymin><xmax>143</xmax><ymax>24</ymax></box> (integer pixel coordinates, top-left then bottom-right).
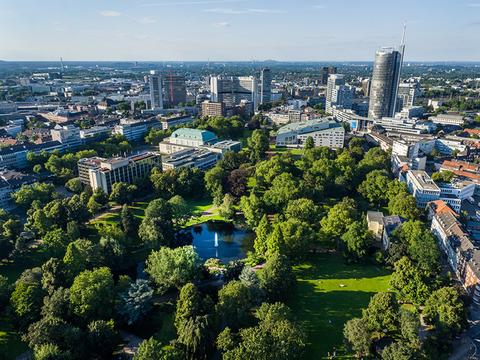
<box><xmin>186</xmin><ymin>221</ymin><xmax>255</xmax><ymax>263</ymax></box>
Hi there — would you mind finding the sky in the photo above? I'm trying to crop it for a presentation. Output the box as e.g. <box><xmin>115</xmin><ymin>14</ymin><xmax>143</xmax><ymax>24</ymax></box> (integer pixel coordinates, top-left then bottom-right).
<box><xmin>1</xmin><ymin>0</ymin><xmax>479</xmax><ymax>62</ymax></box>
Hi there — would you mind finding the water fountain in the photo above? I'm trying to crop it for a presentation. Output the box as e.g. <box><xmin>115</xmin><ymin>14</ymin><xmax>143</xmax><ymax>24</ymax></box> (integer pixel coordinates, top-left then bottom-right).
<box><xmin>214</xmin><ymin>232</ymin><xmax>219</xmax><ymax>248</ymax></box>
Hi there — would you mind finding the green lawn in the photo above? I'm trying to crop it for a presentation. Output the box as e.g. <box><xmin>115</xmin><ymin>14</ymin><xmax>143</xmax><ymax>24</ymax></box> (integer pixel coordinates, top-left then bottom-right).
<box><xmin>268</xmin><ymin>144</ymin><xmax>304</xmax><ymax>156</ymax></box>
<box><xmin>290</xmin><ymin>253</ymin><xmax>392</xmax><ymax>359</ymax></box>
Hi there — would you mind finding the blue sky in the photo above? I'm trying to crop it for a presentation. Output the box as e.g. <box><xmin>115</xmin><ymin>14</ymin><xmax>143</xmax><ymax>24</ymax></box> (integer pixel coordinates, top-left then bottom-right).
<box><xmin>1</xmin><ymin>0</ymin><xmax>479</xmax><ymax>61</ymax></box>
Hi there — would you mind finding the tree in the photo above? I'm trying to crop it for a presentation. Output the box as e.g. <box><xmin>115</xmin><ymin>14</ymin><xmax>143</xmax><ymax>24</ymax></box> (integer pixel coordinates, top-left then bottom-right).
<box><xmin>12</xmin><ymin>183</ymin><xmax>56</xmax><ymax>208</ymax></box>
<box><xmin>239</xmin><ymin>193</ymin><xmax>266</xmax><ymax>229</ymax></box>
<box><xmin>399</xmin><ymin>309</ymin><xmax>420</xmax><ymax>347</ymax></box>
<box><xmin>259</xmin><ymin>254</ymin><xmax>296</xmax><ymax>302</ymax></box>
<box><xmin>87</xmin><ymin>319</ymin><xmax>118</xmax><ymax>358</ymax></box>
<box><xmin>341</xmin><ymin>221</ymin><xmax>373</xmax><ymax>260</ymax></box>
<box><xmin>216</xmin><ymin>280</ymin><xmax>254</xmax><ymax>330</ymax></box>
<box><xmin>381</xmin><ymin>341</ymin><xmax>416</xmax><ymax>360</ymax></box>
<box><xmin>424</xmin><ymin>287</ymin><xmax>466</xmax><ymax>334</ymax></box>
<box><xmin>41</xmin><ymin>287</ymin><xmax>70</xmax><ymax>319</ymax></box>
<box><xmin>175</xmin><ymin>283</ymin><xmax>204</xmax><ymax>331</ymax></box>
<box><xmin>168</xmin><ymin>195</ymin><xmax>192</xmax><ymax>229</ymax></box>
<box><xmin>218</xmin><ymin>302</ymin><xmax>306</xmax><ymax>360</ymax></box>
<box><xmin>284</xmin><ymin>198</ymin><xmax>320</xmax><ymax>224</ymax></box>
<box><xmin>177</xmin><ymin>315</ymin><xmax>214</xmax><ymax>360</ymax></box>
<box><xmin>87</xmin><ymin>188</ymin><xmax>108</xmax><ymax>214</ymax></box>
<box><xmin>43</xmin><ymin>228</ymin><xmax>69</xmax><ymax>258</ymax></box>
<box><xmin>362</xmin><ymin>292</ymin><xmax>399</xmax><ymax>334</ymax></box>
<box><xmin>388</xmin><ymin>193</ymin><xmax>420</xmax><ymax>220</ymax></box>
<box><xmin>120</xmin><ymin>204</ymin><xmax>138</xmax><ymax>237</ymax></box>
<box><xmin>390</xmin><ymin>257</ymin><xmax>430</xmax><ymax>305</ymax></box>
<box><xmin>22</xmin><ymin>316</ymin><xmax>79</xmax><ymax>352</ymax></box>
<box><xmin>65</xmin><ymin>178</ymin><xmax>83</xmax><ymax>194</ymax></box>
<box><xmin>41</xmin><ymin>258</ymin><xmax>66</xmax><ymax>294</ymax></box>
<box><xmin>239</xmin><ymin>266</ymin><xmax>264</xmax><ymax>305</ymax></box>
<box><xmin>358</xmin><ymin>170</ymin><xmax>392</xmax><ymax>206</ymax></box>
<box><xmin>204</xmin><ymin>165</ymin><xmax>226</xmax><ymax>205</ymax></box>
<box><xmin>254</xmin><ymin>215</ymin><xmax>270</xmax><ymax>258</ymax></box>
<box><xmin>0</xmin><ymin>276</ymin><xmax>11</xmax><ymax>311</ymax></box>
<box><xmin>109</xmin><ymin>182</ymin><xmax>137</xmax><ymax>205</ymax></box>
<box><xmin>320</xmin><ymin>197</ymin><xmax>357</xmax><ymax>240</ymax></box>
<box><xmin>266</xmin><ymin>219</ymin><xmax>315</xmax><ymax>259</ymax></box>
<box><xmin>138</xmin><ymin>198</ymin><xmax>175</xmax><ymax>248</ymax></box>
<box><xmin>63</xmin><ymin>239</ymin><xmax>101</xmax><ymax>277</ymax></box>
<box><xmin>263</xmin><ymin>173</ymin><xmax>301</xmax><ymax>212</ymax></box>
<box><xmin>135</xmin><ymin>337</ymin><xmax>184</xmax><ymax>360</ymax></box>
<box><xmin>343</xmin><ymin>317</ymin><xmax>372</xmax><ymax>357</ymax></box>
<box><xmin>226</xmin><ymin>168</ymin><xmax>249</xmax><ymax>198</ymax></box>
<box><xmin>247</xmin><ymin>129</ymin><xmax>269</xmax><ymax>162</ymax></box>
<box><xmin>146</xmin><ymin>246</ymin><xmax>199</xmax><ymax>293</ymax></box>
<box><xmin>304</xmin><ymin>136</ymin><xmax>314</xmax><ymax>150</ymax></box>
<box><xmin>10</xmin><ymin>268</ymin><xmax>44</xmax><ymax>328</ymax></box>
<box><xmin>118</xmin><ymin>279</ymin><xmax>154</xmax><ymax>325</ymax></box>
<box><xmin>69</xmin><ymin>267</ymin><xmax>115</xmax><ymax>321</ymax></box>
<box><xmin>219</xmin><ymin>194</ymin><xmax>235</xmax><ymax>221</ymax></box>
<box><xmin>431</xmin><ymin>171</ymin><xmax>455</xmax><ymax>183</ymax></box>
<box><xmin>32</xmin><ymin>343</ymin><xmax>70</xmax><ymax>360</ymax></box>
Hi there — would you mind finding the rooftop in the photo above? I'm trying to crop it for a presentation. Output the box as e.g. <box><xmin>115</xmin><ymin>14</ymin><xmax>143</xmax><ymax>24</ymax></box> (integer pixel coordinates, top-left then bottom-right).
<box><xmin>408</xmin><ymin>170</ymin><xmax>440</xmax><ymax>191</ymax></box>
<box><xmin>170</xmin><ymin>128</ymin><xmax>217</xmax><ymax>143</ymax></box>
<box><xmin>277</xmin><ymin>118</ymin><xmax>341</xmax><ymax>135</ymax></box>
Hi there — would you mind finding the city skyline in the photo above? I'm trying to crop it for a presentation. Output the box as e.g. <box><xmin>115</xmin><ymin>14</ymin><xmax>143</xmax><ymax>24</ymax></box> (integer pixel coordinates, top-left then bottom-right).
<box><xmin>1</xmin><ymin>0</ymin><xmax>480</xmax><ymax>62</ymax></box>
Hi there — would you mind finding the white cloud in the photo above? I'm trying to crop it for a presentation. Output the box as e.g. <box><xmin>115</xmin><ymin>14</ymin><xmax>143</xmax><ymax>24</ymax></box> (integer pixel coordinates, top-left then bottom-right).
<box><xmin>204</xmin><ymin>8</ymin><xmax>285</xmax><ymax>14</ymax></box>
<box><xmin>139</xmin><ymin>17</ymin><xmax>157</xmax><ymax>24</ymax></box>
<box><xmin>467</xmin><ymin>3</ymin><xmax>480</xmax><ymax>6</ymax></box>
<box><xmin>213</xmin><ymin>21</ymin><xmax>231</xmax><ymax>27</ymax></box>
<box><xmin>99</xmin><ymin>10</ymin><xmax>121</xmax><ymax>17</ymax></box>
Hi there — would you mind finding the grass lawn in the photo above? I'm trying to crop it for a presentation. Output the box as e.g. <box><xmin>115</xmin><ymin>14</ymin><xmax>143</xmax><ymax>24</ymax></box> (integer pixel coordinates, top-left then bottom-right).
<box><xmin>290</xmin><ymin>253</ymin><xmax>392</xmax><ymax>359</ymax></box>
<box><xmin>0</xmin><ymin>312</ymin><xmax>27</xmax><ymax>360</ymax></box>
<box><xmin>268</xmin><ymin>144</ymin><xmax>304</xmax><ymax>156</ymax></box>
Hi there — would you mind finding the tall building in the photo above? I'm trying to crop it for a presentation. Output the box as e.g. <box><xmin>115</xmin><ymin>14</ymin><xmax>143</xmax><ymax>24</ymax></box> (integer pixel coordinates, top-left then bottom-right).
<box><xmin>368</xmin><ymin>46</ymin><xmax>404</xmax><ymax>119</ymax></box>
<box><xmin>361</xmin><ymin>78</ymin><xmax>371</xmax><ymax>97</ymax></box>
<box><xmin>320</xmin><ymin>66</ymin><xmax>337</xmax><ymax>85</ymax></box>
<box><xmin>326</xmin><ymin>74</ymin><xmax>354</xmax><ymax>113</ymax></box>
<box><xmin>202</xmin><ymin>101</ymin><xmax>225</xmax><ymax>117</ymax></box>
<box><xmin>50</xmin><ymin>124</ymin><xmax>82</xmax><ymax>149</ymax></box>
<box><xmin>260</xmin><ymin>68</ymin><xmax>272</xmax><ymax>105</ymax></box>
<box><xmin>149</xmin><ymin>70</ymin><xmax>163</xmax><ymax>110</ymax></box>
<box><xmin>78</xmin><ymin>152</ymin><xmax>161</xmax><ymax>194</ymax></box>
<box><xmin>210</xmin><ymin>76</ymin><xmax>258</xmax><ymax>109</ymax></box>
<box><xmin>397</xmin><ymin>82</ymin><xmax>419</xmax><ymax>109</ymax></box>
<box><xmin>164</xmin><ymin>73</ymin><xmax>187</xmax><ymax>108</ymax></box>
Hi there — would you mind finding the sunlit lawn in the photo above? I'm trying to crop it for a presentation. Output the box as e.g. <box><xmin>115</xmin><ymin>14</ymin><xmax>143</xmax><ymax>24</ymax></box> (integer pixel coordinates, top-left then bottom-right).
<box><xmin>268</xmin><ymin>144</ymin><xmax>304</xmax><ymax>156</ymax></box>
<box><xmin>290</xmin><ymin>253</ymin><xmax>392</xmax><ymax>359</ymax></box>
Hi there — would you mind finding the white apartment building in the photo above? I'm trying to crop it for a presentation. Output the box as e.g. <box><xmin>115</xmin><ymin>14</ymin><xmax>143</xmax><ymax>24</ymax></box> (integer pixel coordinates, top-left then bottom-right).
<box><xmin>51</xmin><ymin>125</ymin><xmax>82</xmax><ymax>149</ymax></box>
<box><xmin>275</xmin><ymin>118</ymin><xmax>345</xmax><ymax>149</ymax></box>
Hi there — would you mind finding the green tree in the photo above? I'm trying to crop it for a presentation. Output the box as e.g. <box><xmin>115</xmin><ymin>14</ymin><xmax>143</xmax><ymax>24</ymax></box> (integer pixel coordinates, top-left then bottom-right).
<box><xmin>358</xmin><ymin>170</ymin><xmax>392</xmax><ymax>206</ymax></box>
<box><xmin>341</xmin><ymin>221</ymin><xmax>373</xmax><ymax>260</ymax></box>
<box><xmin>69</xmin><ymin>267</ymin><xmax>115</xmax><ymax>321</ymax></box>
<box><xmin>304</xmin><ymin>136</ymin><xmax>314</xmax><ymax>150</ymax></box>
<box><xmin>248</xmin><ymin>129</ymin><xmax>269</xmax><ymax>162</ymax></box>
<box><xmin>138</xmin><ymin>198</ymin><xmax>175</xmax><ymax>248</ymax></box>
<box><xmin>175</xmin><ymin>283</ymin><xmax>204</xmax><ymax>331</ymax></box>
<box><xmin>63</xmin><ymin>239</ymin><xmax>101</xmax><ymax>277</ymax></box>
<box><xmin>390</xmin><ymin>257</ymin><xmax>430</xmax><ymax>305</ymax></box>
<box><xmin>41</xmin><ymin>288</ymin><xmax>70</xmax><ymax>319</ymax></box>
<box><xmin>41</xmin><ymin>258</ymin><xmax>66</xmax><ymax>294</ymax></box>
<box><xmin>259</xmin><ymin>254</ymin><xmax>296</xmax><ymax>302</ymax></box>
<box><xmin>362</xmin><ymin>292</ymin><xmax>399</xmax><ymax>334</ymax></box>
<box><xmin>388</xmin><ymin>193</ymin><xmax>420</xmax><ymax>220</ymax></box>
<box><xmin>120</xmin><ymin>204</ymin><xmax>138</xmax><ymax>237</ymax></box>
<box><xmin>118</xmin><ymin>279</ymin><xmax>154</xmax><ymax>325</ymax></box>
<box><xmin>33</xmin><ymin>343</ymin><xmax>70</xmax><ymax>360</ymax></box>
<box><xmin>146</xmin><ymin>246</ymin><xmax>199</xmax><ymax>293</ymax></box>
<box><xmin>219</xmin><ymin>193</ymin><xmax>235</xmax><ymax>221</ymax></box>
<box><xmin>343</xmin><ymin>317</ymin><xmax>372</xmax><ymax>357</ymax></box>
<box><xmin>177</xmin><ymin>315</ymin><xmax>214</xmax><ymax>360</ymax></box>
<box><xmin>431</xmin><ymin>171</ymin><xmax>455</xmax><ymax>183</ymax></box>
<box><xmin>254</xmin><ymin>215</ymin><xmax>271</xmax><ymax>258</ymax></box>
<box><xmin>381</xmin><ymin>341</ymin><xmax>416</xmax><ymax>360</ymax></box>
<box><xmin>109</xmin><ymin>182</ymin><xmax>137</xmax><ymax>205</ymax></box>
<box><xmin>87</xmin><ymin>188</ymin><xmax>108</xmax><ymax>214</ymax></box>
<box><xmin>0</xmin><ymin>275</ymin><xmax>10</xmax><ymax>309</ymax></box>
<box><xmin>216</xmin><ymin>280</ymin><xmax>253</xmax><ymax>330</ymax></box>
<box><xmin>135</xmin><ymin>338</ymin><xmax>184</xmax><ymax>360</ymax></box>
<box><xmin>239</xmin><ymin>193</ymin><xmax>266</xmax><ymax>229</ymax></box>
<box><xmin>43</xmin><ymin>228</ymin><xmax>69</xmax><ymax>258</ymax></box>
<box><xmin>65</xmin><ymin>178</ymin><xmax>83</xmax><ymax>194</ymax></box>
<box><xmin>204</xmin><ymin>165</ymin><xmax>226</xmax><ymax>205</ymax></box>
<box><xmin>320</xmin><ymin>197</ymin><xmax>357</xmax><ymax>240</ymax></box>
<box><xmin>263</xmin><ymin>173</ymin><xmax>301</xmax><ymax>212</ymax></box>
<box><xmin>87</xmin><ymin>319</ymin><xmax>118</xmax><ymax>358</ymax></box>
<box><xmin>10</xmin><ymin>268</ymin><xmax>44</xmax><ymax>328</ymax></box>
<box><xmin>168</xmin><ymin>195</ymin><xmax>192</xmax><ymax>228</ymax></box>
<box><xmin>12</xmin><ymin>183</ymin><xmax>56</xmax><ymax>208</ymax></box>
<box><xmin>284</xmin><ymin>198</ymin><xmax>320</xmax><ymax>224</ymax></box>
<box><xmin>423</xmin><ymin>287</ymin><xmax>466</xmax><ymax>334</ymax></box>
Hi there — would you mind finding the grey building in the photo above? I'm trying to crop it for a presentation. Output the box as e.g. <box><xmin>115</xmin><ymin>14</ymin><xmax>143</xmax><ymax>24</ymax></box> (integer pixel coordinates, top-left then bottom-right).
<box><xmin>163</xmin><ymin>73</ymin><xmax>187</xmax><ymax>108</ymax></box>
<box><xmin>320</xmin><ymin>66</ymin><xmax>337</xmax><ymax>85</ymax></box>
<box><xmin>368</xmin><ymin>47</ymin><xmax>404</xmax><ymax>119</ymax></box>
<box><xmin>260</xmin><ymin>68</ymin><xmax>272</xmax><ymax>105</ymax></box>
<box><xmin>326</xmin><ymin>74</ymin><xmax>354</xmax><ymax>113</ymax></box>
<box><xmin>397</xmin><ymin>82</ymin><xmax>419</xmax><ymax>110</ymax></box>
<box><xmin>210</xmin><ymin>76</ymin><xmax>258</xmax><ymax>110</ymax></box>
<box><xmin>149</xmin><ymin>70</ymin><xmax>164</xmax><ymax>110</ymax></box>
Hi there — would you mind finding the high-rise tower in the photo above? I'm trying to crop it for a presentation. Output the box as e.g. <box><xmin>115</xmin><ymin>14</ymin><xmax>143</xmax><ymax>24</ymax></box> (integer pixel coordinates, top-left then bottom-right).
<box><xmin>260</xmin><ymin>68</ymin><xmax>272</xmax><ymax>105</ymax></box>
<box><xmin>149</xmin><ymin>70</ymin><xmax>163</xmax><ymax>110</ymax></box>
<box><xmin>368</xmin><ymin>27</ymin><xmax>406</xmax><ymax>119</ymax></box>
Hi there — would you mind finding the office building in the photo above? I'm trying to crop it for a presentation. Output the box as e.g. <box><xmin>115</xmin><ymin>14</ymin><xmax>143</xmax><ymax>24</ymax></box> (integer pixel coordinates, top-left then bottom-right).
<box><xmin>368</xmin><ymin>47</ymin><xmax>404</xmax><ymax>119</ymax></box>
<box><xmin>201</xmin><ymin>101</ymin><xmax>225</xmax><ymax>117</ymax></box>
<box><xmin>320</xmin><ymin>66</ymin><xmax>337</xmax><ymax>85</ymax></box>
<box><xmin>276</xmin><ymin>118</ymin><xmax>345</xmax><ymax>149</ymax></box>
<box><xmin>361</xmin><ymin>78</ymin><xmax>371</xmax><ymax>97</ymax></box>
<box><xmin>78</xmin><ymin>152</ymin><xmax>161</xmax><ymax>194</ymax></box>
<box><xmin>162</xmin><ymin>148</ymin><xmax>220</xmax><ymax>170</ymax></box>
<box><xmin>326</xmin><ymin>74</ymin><xmax>354</xmax><ymax>113</ymax></box>
<box><xmin>51</xmin><ymin>125</ymin><xmax>82</xmax><ymax>149</ymax></box>
<box><xmin>149</xmin><ymin>70</ymin><xmax>164</xmax><ymax>110</ymax></box>
<box><xmin>260</xmin><ymin>68</ymin><xmax>272</xmax><ymax>105</ymax></box>
<box><xmin>428</xmin><ymin>114</ymin><xmax>466</xmax><ymax>126</ymax></box>
<box><xmin>163</xmin><ymin>73</ymin><xmax>187</xmax><ymax>108</ymax></box>
<box><xmin>210</xmin><ymin>76</ymin><xmax>258</xmax><ymax>109</ymax></box>
<box><xmin>397</xmin><ymin>82</ymin><xmax>419</xmax><ymax>109</ymax></box>
<box><xmin>0</xmin><ymin>141</ymin><xmax>63</xmax><ymax>169</ymax></box>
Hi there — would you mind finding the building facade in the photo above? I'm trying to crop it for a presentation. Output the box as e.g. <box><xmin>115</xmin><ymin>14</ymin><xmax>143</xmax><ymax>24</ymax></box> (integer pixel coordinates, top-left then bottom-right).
<box><xmin>163</xmin><ymin>73</ymin><xmax>187</xmax><ymax>108</ymax></box>
<box><xmin>149</xmin><ymin>71</ymin><xmax>164</xmax><ymax>110</ymax></box>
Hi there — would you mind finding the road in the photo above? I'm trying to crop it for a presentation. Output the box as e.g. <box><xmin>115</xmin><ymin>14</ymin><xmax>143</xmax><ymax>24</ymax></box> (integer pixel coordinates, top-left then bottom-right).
<box><xmin>449</xmin><ymin>307</ymin><xmax>480</xmax><ymax>360</ymax></box>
